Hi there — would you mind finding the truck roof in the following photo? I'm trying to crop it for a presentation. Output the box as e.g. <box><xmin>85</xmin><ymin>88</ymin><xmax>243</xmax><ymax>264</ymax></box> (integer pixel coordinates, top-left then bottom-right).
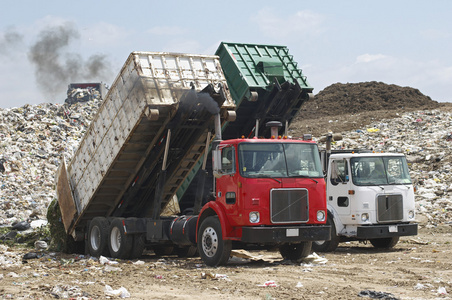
<box><xmin>329</xmin><ymin>152</ymin><xmax>406</xmax><ymax>159</ymax></box>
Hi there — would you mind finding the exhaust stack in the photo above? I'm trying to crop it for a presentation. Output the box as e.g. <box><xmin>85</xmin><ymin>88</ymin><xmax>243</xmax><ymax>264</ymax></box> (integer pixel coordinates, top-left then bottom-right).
<box><xmin>266</xmin><ymin>121</ymin><xmax>282</xmax><ymax>138</ymax></box>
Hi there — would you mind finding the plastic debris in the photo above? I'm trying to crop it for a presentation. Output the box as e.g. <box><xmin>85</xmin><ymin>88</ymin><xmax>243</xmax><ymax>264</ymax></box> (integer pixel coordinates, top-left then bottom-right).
<box><xmin>104</xmin><ymin>285</ymin><xmax>130</xmax><ymax>298</ymax></box>
<box><xmin>437</xmin><ymin>286</ymin><xmax>448</xmax><ymax>295</ymax></box>
<box><xmin>258</xmin><ymin>281</ymin><xmax>278</xmax><ymax>287</ymax></box>
<box><xmin>358</xmin><ymin>290</ymin><xmax>399</xmax><ymax>300</ymax></box>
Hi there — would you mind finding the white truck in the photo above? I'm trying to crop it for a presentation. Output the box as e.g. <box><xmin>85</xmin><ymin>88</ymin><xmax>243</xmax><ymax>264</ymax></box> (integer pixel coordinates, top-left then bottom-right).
<box><xmin>312</xmin><ymin>134</ymin><xmax>418</xmax><ymax>252</ymax></box>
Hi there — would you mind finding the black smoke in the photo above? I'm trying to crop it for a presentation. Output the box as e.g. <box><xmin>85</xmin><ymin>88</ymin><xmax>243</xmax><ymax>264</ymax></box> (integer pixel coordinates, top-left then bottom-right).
<box><xmin>0</xmin><ymin>27</ymin><xmax>23</xmax><ymax>56</ymax></box>
<box><xmin>27</xmin><ymin>23</ymin><xmax>113</xmax><ymax>101</ymax></box>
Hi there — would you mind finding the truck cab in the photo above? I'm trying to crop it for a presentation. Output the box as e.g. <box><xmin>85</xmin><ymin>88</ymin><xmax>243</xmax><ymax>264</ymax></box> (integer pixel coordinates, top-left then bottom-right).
<box><xmin>313</xmin><ymin>150</ymin><xmax>418</xmax><ymax>252</ymax></box>
<box><xmin>196</xmin><ymin>133</ymin><xmax>330</xmax><ymax>266</ymax></box>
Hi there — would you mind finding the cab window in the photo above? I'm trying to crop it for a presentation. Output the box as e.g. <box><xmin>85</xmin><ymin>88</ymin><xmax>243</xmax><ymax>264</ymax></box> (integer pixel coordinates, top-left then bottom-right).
<box><xmin>330</xmin><ymin>159</ymin><xmax>348</xmax><ymax>185</ymax></box>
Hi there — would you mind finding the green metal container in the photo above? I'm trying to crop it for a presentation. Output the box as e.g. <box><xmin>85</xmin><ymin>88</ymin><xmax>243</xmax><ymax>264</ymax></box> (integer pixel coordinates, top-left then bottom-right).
<box><xmin>216</xmin><ymin>42</ymin><xmax>313</xmax><ymax>139</ymax></box>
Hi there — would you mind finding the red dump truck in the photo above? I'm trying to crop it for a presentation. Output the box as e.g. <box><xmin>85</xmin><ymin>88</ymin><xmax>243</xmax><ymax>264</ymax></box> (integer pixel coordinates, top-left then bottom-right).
<box><xmin>56</xmin><ymin>44</ymin><xmax>330</xmax><ymax>266</ymax></box>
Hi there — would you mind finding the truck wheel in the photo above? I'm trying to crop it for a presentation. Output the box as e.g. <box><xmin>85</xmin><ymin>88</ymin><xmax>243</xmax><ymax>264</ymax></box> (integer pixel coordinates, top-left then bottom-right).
<box><xmin>279</xmin><ymin>242</ymin><xmax>312</xmax><ymax>263</ymax></box>
<box><xmin>369</xmin><ymin>236</ymin><xmax>399</xmax><ymax>249</ymax></box>
<box><xmin>176</xmin><ymin>246</ymin><xmax>198</xmax><ymax>258</ymax></box>
<box><xmin>108</xmin><ymin>218</ymin><xmax>133</xmax><ymax>259</ymax></box>
<box><xmin>130</xmin><ymin>234</ymin><xmax>146</xmax><ymax>259</ymax></box>
<box><xmin>153</xmin><ymin>245</ymin><xmax>175</xmax><ymax>256</ymax></box>
<box><xmin>87</xmin><ymin>217</ymin><xmax>110</xmax><ymax>257</ymax></box>
<box><xmin>198</xmin><ymin>216</ymin><xmax>231</xmax><ymax>267</ymax></box>
<box><xmin>312</xmin><ymin>216</ymin><xmax>340</xmax><ymax>252</ymax></box>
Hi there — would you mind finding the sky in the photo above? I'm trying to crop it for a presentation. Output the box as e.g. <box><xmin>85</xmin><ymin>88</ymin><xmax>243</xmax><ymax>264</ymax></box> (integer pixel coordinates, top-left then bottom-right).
<box><xmin>0</xmin><ymin>0</ymin><xmax>451</xmax><ymax>108</ymax></box>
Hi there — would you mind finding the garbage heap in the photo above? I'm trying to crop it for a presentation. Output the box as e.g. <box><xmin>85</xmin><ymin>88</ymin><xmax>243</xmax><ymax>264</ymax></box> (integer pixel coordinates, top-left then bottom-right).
<box><xmin>0</xmin><ymin>100</ymin><xmax>102</xmax><ymax>228</ymax></box>
<box><xmin>317</xmin><ymin>109</ymin><xmax>452</xmax><ymax>227</ymax></box>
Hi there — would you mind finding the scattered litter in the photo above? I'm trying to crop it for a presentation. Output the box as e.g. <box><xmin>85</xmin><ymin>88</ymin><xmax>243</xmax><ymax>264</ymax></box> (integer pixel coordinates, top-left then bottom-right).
<box><xmin>104</xmin><ymin>285</ymin><xmax>130</xmax><ymax>298</ymax></box>
<box><xmin>104</xmin><ymin>265</ymin><xmax>122</xmax><ymax>272</ymax></box>
<box><xmin>99</xmin><ymin>255</ymin><xmax>119</xmax><ymax>265</ymax></box>
<box><xmin>300</xmin><ymin>252</ymin><xmax>328</xmax><ymax>265</ymax></box>
<box><xmin>201</xmin><ymin>272</ymin><xmax>231</xmax><ymax>281</ymax></box>
<box><xmin>295</xmin><ymin>282</ymin><xmax>303</xmax><ymax>288</ymax></box>
<box><xmin>34</xmin><ymin>240</ymin><xmax>48</xmax><ymax>250</ymax></box>
<box><xmin>258</xmin><ymin>281</ymin><xmax>278</xmax><ymax>287</ymax></box>
<box><xmin>437</xmin><ymin>286</ymin><xmax>448</xmax><ymax>295</ymax></box>
<box><xmin>133</xmin><ymin>260</ymin><xmax>145</xmax><ymax>265</ymax></box>
<box><xmin>230</xmin><ymin>249</ymin><xmax>274</xmax><ymax>263</ymax></box>
<box><xmin>358</xmin><ymin>290</ymin><xmax>399</xmax><ymax>300</ymax></box>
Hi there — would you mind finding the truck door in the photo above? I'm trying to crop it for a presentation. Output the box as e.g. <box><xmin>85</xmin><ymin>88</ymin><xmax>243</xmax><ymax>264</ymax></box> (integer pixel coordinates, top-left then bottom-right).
<box><xmin>216</xmin><ymin>145</ymin><xmax>240</xmax><ymax>221</ymax></box>
<box><xmin>328</xmin><ymin>159</ymin><xmax>351</xmax><ymax>215</ymax></box>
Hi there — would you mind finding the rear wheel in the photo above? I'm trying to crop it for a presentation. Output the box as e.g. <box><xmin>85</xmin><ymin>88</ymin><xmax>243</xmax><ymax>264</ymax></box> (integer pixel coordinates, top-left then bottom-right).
<box><xmin>87</xmin><ymin>217</ymin><xmax>110</xmax><ymax>257</ymax></box>
<box><xmin>279</xmin><ymin>242</ymin><xmax>312</xmax><ymax>263</ymax></box>
<box><xmin>130</xmin><ymin>234</ymin><xmax>146</xmax><ymax>259</ymax></box>
<box><xmin>176</xmin><ymin>246</ymin><xmax>198</xmax><ymax>258</ymax></box>
<box><xmin>369</xmin><ymin>236</ymin><xmax>399</xmax><ymax>249</ymax></box>
<box><xmin>312</xmin><ymin>215</ymin><xmax>340</xmax><ymax>252</ymax></box>
<box><xmin>198</xmin><ymin>216</ymin><xmax>231</xmax><ymax>267</ymax></box>
<box><xmin>108</xmin><ymin>218</ymin><xmax>133</xmax><ymax>259</ymax></box>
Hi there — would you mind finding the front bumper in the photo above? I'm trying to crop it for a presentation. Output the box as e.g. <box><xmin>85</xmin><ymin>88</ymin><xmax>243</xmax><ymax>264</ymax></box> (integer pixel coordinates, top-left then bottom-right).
<box><xmin>356</xmin><ymin>223</ymin><xmax>418</xmax><ymax>239</ymax></box>
<box><xmin>241</xmin><ymin>225</ymin><xmax>331</xmax><ymax>244</ymax></box>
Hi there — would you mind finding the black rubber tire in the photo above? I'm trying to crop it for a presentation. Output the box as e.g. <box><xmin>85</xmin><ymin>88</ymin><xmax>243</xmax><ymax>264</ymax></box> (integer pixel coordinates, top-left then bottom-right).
<box><xmin>108</xmin><ymin>218</ymin><xmax>133</xmax><ymax>259</ymax></box>
<box><xmin>279</xmin><ymin>242</ymin><xmax>312</xmax><ymax>263</ymax></box>
<box><xmin>130</xmin><ymin>234</ymin><xmax>146</xmax><ymax>259</ymax></box>
<box><xmin>87</xmin><ymin>217</ymin><xmax>110</xmax><ymax>257</ymax></box>
<box><xmin>176</xmin><ymin>246</ymin><xmax>198</xmax><ymax>258</ymax></box>
<box><xmin>153</xmin><ymin>245</ymin><xmax>175</xmax><ymax>256</ymax></box>
<box><xmin>197</xmin><ymin>216</ymin><xmax>232</xmax><ymax>267</ymax></box>
<box><xmin>312</xmin><ymin>215</ymin><xmax>340</xmax><ymax>252</ymax></box>
<box><xmin>369</xmin><ymin>236</ymin><xmax>399</xmax><ymax>249</ymax></box>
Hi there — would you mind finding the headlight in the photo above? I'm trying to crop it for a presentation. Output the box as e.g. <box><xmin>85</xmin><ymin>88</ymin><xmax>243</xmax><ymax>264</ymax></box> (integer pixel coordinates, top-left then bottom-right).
<box><xmin>249</xmin><ymin>212</ymin><xmax>260</xmax><ymax>223</ymax></box>
<box><xmin>316</xmin><ymin>210</ymin><xmax>326</xmax><ymax>222</ymax></box>
<box><xmin>361</xmin><ymin>213</ymin><xmax>369</xmax><ymax>222</ymax></box>
<box><xmin>408</xmin><ymin>210</ymin><xmax>415</xmax><ymax>219</ymax></box>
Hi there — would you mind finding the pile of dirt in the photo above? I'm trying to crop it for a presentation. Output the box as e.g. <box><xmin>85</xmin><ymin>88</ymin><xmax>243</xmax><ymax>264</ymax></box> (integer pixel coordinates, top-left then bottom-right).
<box><xmin>291</xmin><ymin>81</ymin><xmax>446</xmax><ymax>137</ymax></box>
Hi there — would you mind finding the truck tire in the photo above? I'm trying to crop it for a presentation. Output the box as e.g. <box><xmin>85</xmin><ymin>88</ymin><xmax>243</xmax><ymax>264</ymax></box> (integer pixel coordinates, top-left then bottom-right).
<box><xmin>153</xmin><ymin>245</ymin><xmax>175</xmax><ymax>256</ymax></box>
<box><xmin>176</xmin><ymin>246</ymin><xmax>198</xmax><ymax>258</ymax></box>
<box><xmin>87</xmin><ymin>217</ymin><xmax>110</xmax><ymax>257</ymax></box>
<box><xmin>369</xmin><ymin>236</ymin><xmax>399</xmax><ymax>249</ymax></box>
<box><xmin>108</xmin><ymin>218</ymin><xmax>133</xmax><ymax>259</ymax></box>
<box><xmin>312</xmin><ymin>216</ymin><xmax>340</xmax><ymax>252</ymax></box>
<box><xmin>130</xmin><ymin>234</ymin><xmax>146</xmax><ymax>259</ymax></box>
<box><xmin>279</xmin><ymin>242</ymin><xmax>312</xmax><ymax>263</ymax></box>
<box><xmin>198</xmin><ymin>216</ymin><xmax>231</xmax><ymax>267</ymax></box>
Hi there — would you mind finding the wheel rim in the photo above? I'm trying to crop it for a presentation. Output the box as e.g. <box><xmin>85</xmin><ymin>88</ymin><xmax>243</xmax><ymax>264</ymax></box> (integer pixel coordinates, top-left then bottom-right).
<box><xmin>90</xmin><ymin>226</ymin><xmax>101</xmax><ymax>251</ymax></box>
<box><xmin>110</xmin><ymin>227</ymin><xmax>121</xmax><ymax>252</ymax></box>
<box><xmin>201</xmin><ymin>226</ymin><xmax>218</xmax><ymax>258</ymax></box>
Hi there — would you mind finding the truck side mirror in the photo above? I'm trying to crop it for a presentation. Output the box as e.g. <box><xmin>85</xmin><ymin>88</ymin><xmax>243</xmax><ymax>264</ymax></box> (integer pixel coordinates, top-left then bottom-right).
<box><xmin>212</xmin><ymin>146</ymin><xmax>223</xmax><ymax>178</ymax></box>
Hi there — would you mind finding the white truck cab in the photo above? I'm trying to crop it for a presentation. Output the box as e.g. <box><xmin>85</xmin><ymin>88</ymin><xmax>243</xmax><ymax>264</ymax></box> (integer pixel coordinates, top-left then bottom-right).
<box><xmin>313</xmin><ymin>148</ymin><xmax>418</xmax><ymax>252</ymax></box>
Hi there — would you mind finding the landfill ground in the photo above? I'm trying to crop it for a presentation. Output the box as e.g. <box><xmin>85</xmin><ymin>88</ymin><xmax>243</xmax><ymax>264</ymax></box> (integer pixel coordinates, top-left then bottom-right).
<box><xmin>0</xmin><ymin>226</ymin><xmax>450</xmax><ymax>299</ymax></box>
<box><xmin>2</xmin><ymin>82</ymin><xmax>452</xmax><ymax>299</ymax></box>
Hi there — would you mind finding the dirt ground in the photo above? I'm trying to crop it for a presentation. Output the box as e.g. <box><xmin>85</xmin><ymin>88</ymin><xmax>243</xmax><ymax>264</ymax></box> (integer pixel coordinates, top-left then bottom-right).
<box><xmin>3</xmin><ymin>81</ymin><xmax>451</xmax><ymax>299</ymax></box>
<box><xmin>0</xmin><ymin>225</ymin><xmax>451</xmax><ymax>300</ymax></box>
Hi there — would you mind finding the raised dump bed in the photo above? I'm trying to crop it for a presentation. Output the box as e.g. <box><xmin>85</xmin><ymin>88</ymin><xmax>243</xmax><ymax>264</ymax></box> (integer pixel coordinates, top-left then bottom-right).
<box><xmin>57</xmin><ymin>51</ymin><xmax>234</xmax><ymax>236</ymax></box>
<box><xmin>215</xmin><ymin>42</ymin><xmax>313</xmax><ymax>139</ymax></box>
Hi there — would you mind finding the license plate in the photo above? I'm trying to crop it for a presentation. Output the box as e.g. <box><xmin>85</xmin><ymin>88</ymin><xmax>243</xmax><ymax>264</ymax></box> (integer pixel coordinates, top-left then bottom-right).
<box><xmin>286</xmin><ymin>229</ymin><xmax>299</xmax><ymax>237</ymax></box>
<box><xmin>389</xmin><ymin>225</ymin><xmax>398</xmax><ymax>233</ymax></box>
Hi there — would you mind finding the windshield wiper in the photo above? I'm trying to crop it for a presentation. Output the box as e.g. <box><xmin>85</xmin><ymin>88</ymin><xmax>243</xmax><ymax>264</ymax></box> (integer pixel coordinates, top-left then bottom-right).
<box><xmin>259</xmin><ymin>175</ymin><xmax>281</xmax><ymax>184</ymax></box>
<box><xmin>290</xmin><ymin>175</ymin><xmax>318</xmax><ymax>184</ymax></box>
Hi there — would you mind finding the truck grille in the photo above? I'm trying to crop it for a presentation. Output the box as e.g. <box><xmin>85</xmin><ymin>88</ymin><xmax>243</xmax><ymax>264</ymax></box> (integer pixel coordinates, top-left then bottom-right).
<box><xmin>376</xmin><ymin>194</ymin><xmax>403</xmax><ymax>222</ymax></box>
<box><xmin>270</xmin><ymin>188</ymin><xmax>308</xmax><ymax>223</ymax></box>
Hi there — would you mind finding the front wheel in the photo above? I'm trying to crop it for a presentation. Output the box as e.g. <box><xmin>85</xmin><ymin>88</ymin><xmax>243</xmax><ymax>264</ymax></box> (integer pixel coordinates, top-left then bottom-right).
<box><xmin>197</xmin><ymin>216</ymin><xmax>231</xmax><ymax>267</ymax></box>
<box><xmin>369</xmin><ymin>236</ymin><xmax>399</xmax><ymax>249</ymax></box>
<box><xmin>108</xmin><ymin>218</ymin><xmax>133</xmax><ymax>259</ymax></box>
<box><xmin>312</xmin><ymin>216</ymin><xmax>340</xmax><ymax>252</ymax></box>
<box><xmin>279</xmin><ymin>241</ymin><xmax>312</xmax><ymax>263</ymax></box>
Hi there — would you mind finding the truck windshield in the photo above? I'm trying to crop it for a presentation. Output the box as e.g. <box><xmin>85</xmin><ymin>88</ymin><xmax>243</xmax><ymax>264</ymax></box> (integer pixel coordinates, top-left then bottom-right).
<box><xmin>350</xmin><ymin>156</ymin><xmax>412</xmax><ymax>186</ymax></box>
<box><xmin>238</xmin><ymin>142</ymin><xmax>323</xmax><ymax>178</ymax></box>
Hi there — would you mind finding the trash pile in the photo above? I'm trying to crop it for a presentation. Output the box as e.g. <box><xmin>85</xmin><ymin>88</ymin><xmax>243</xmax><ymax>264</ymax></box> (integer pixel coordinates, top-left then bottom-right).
<box><xmin>65</xmin><ymin>83</ymin><xmax>105</xmax><ymax>105</ymax></box>
<box><xmin>0</xmin><ymin>100</ymin><xmax>102</xmax><ymax>232</ymax></box>
<box><xmin>318</xmin><ymin>109</ymin><xmax>452</xmax><ymax>226</ymax></box>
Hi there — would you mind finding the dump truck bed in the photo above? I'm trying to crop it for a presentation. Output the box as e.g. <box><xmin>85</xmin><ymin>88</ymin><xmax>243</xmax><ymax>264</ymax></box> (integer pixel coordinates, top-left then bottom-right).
<box><xmin>57</xmin><ymin>52</ymin><xmax>234</xmax><ymax>235</ymax></box>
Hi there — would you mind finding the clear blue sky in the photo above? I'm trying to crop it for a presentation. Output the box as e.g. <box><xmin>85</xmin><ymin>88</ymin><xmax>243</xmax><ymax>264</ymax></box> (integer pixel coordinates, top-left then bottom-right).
<box><xmin>0</xmin><ymin>0</ymin><xmax>451</xmax><ymax>108</ymax></box>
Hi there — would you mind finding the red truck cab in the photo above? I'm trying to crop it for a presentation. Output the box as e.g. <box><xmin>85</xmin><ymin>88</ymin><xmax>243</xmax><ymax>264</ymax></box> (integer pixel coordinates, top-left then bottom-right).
<box><xmin>197</xmin><ymin>133</ymin><xmax>330</xmax><ymax>266</ymax></box>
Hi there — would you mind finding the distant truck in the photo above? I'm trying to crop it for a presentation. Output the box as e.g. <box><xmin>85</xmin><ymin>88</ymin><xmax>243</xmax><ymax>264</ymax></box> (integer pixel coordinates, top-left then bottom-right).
<box><xmin>56</xmin><ymin>46</ymin><xmax>330</xmax><ymax>266</ymax></box>
<box><xmin>312</xmin><ymin>134</ymin><xmax>418</xmax><ymax>252</ymax></box>
<box><xmin>65</xmin><ymin>83</ymin><xmax>107</xmax><ymax>104</ymax></box>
